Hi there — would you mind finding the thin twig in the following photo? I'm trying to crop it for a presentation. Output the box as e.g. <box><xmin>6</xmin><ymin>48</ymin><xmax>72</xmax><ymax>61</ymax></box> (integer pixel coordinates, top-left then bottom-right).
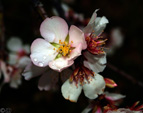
<box><xmin>107</xmin><ymin>62</ymin><xmax>143</xmax><ymax>87</ymax></box>
<box><xmin>32</xmin><ymin>0</ymin><xmax>48</xmax><ymax>20</ymax></box>
<box><xmin>52</xmin><ymin>0</ymin><xmax>71</xmax><ymax>26</ymax></box>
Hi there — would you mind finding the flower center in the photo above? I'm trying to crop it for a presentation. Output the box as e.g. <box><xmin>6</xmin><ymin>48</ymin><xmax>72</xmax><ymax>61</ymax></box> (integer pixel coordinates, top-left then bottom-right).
<box><xmin>57</xmin><ymin>40</ymin><xmax>73</xmax><ymax>57</ymax></box>
<box><xmin>85</xmin><ymin>32</ymin><xmax>107</xmax><ymax>54</ymax></box>
<box><xmin>69</xmin><ymin>65</ymin><xmax>94</xmax><ymax>86</ymax></box>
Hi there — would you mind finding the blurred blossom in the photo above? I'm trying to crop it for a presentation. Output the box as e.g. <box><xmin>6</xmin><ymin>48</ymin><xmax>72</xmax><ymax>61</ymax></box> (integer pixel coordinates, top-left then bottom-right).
<box><xmin>110</xmin><ymin>28</ymin><xmax>124</xmax><ymax>48</ymax></box>
<box><xmin>53</xmin><ymin>3</ymin><xmax>88</xmax><ymax>29</ymax></box>
<box><xmin>30</xmin><ymin>16</ymin><xmax>87</xmax><ymax>72</ymax></box>
<box><xmin>0</xmin><ymin>37</ymin><xmax>31</xmax><ymax>89</ymax></box>
<box><xmin>106</xmin><ymin>28</ymin><xmax>124</xmax><ymax>55</ymax></box>
<box><xmin>7</xmin><ymin>37</ymin><xmax>30</xmax><ymax>65</ymax></box>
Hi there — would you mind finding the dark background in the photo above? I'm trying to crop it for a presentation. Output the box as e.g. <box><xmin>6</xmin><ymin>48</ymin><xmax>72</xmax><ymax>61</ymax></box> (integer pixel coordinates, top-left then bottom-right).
<box><xmin>0</xmin><ymin>0</ymin><xmax>143</xmax><ymax>113</ymax></box>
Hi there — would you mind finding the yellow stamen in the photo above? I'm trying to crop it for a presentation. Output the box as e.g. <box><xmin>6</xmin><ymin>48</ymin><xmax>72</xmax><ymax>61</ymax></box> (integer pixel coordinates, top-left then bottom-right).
<box><xmin>57</xmin><ymin>40</ymin><xmax>72</xmax><ymax>56</ymax></box>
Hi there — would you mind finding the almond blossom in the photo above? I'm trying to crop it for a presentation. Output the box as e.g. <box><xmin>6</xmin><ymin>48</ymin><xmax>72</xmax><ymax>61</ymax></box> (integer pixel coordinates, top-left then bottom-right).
<box><xmin>83</xmin><ymin>9</ymin><xmax>108</xmax><ymax>72</ymax></box>
<box><xmin>61</xmin><ymin>10</ymin><xmax>108</xmax><ymax>102</ymax></box>
<box><xmin>30</xmin><ymin>16</ymin><xmax>87</xmax><ymax>72</ymax></box>
<box><xmin>61</xmin><ymin>64</ymin><xmax>105</xmax><ymax>102</ymax></box>
<box><xmin>62</xmin><ymin>73</ymin><xmax>105</xmax><ymax>102</ymax></box>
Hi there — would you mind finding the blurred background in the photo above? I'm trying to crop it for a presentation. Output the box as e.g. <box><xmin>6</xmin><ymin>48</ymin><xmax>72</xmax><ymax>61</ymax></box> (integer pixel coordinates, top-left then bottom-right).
<box><xmin>0</xmin><ymin>0</ymin><xmax>143</xmax><ymax>113</ymax></box>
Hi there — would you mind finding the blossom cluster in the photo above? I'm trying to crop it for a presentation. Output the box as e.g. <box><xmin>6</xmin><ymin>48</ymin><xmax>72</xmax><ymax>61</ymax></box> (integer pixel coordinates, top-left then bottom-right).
<box><xmin>23</xmin><ymin>9</ymin><xmax>109</xmax><ymax>102</ymax></box>
<box><xmin>0</xmin><ymin>1</ymin><xmax>142</xmax><ymax>113</ymax></box>
<box><xmin>20</xmin><ymin>7</ymin><xmax>142</xmax><ymax>113</ymax></box>
<box><xmin>0</xmin><ymin>37</ymin><xmax>30</xmax><ymax>90</ymax></box>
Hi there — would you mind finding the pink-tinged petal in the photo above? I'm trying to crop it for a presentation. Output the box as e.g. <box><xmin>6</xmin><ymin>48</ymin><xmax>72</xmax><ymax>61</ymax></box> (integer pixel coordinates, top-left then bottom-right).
<box><xmin>83</xmin><ymin>73</ymin><xmax>105</xmax><ymax>99</ymax></box>
<box><xmin>49</xmin><ymin>57</ymin><xmax>74</xmax><ymax>72</ymax></box>
<box><xmin>68</xmin><ymin>43</ymin><xmax>82</xmax><ymax>61</ymax></box>
<box><xmin>40</xmin><ymin>16</ymin><xmax>68</xmax><ymax>43</ymax></box>
<box><xmin>84</xmin><ymin>51</ymin><xmax>106</xmax><ymax>73</ymax></box>
<box><xmin>7</xmin><ymin>37</ymin><xmax>23</xmax><ymax>52</ymax></box>
<box><xmin>38</xmin><ymin>69</ymin><xmax>59</xmax><ymax>91</ymax></box>
<box><xmin>105</xmin><ymin>92</ymin><xmax>126</xmax><ymax>101</ymax></box>
<box><xmin>61</xmin><ymin>79</ymin><xmax>82</xmax><ymax>102</ymax></box>
<box><xmin>22</xmin><ymin>62</ymin><xmax>48</xmax><ymax>80</ymax></box>
<box><xmin>69</xmin><ymin>25</ymin><xmax>87</xmax><ymax>50</ymax></box>
<box><xmin>30</xmin><ymin>38</ymin><xmax>58</xmax><ymax>67</ymax></box>
<box><xmin>1</xmin><ymin>61</ymin><xmax>12</xmax><ymax>83</ymax></box>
